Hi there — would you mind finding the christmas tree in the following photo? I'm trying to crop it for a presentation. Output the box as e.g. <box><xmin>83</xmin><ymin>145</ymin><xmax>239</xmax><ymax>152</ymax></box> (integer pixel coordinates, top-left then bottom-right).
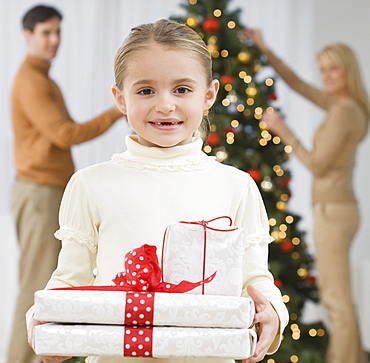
<box><xmin>171</xmin><ymin>0</ymin><xmax>329</xmax><ymax>362</ymax></box>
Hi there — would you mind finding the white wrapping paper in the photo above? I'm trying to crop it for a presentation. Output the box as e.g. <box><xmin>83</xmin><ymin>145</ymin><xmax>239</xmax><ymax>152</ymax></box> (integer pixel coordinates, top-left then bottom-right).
<box><xmin>162</xmin><ymin>221</ymin><xmax>244</xmax><ymax>296</ymax></box>
<box><xmin>33</xmin><ymin>323</ymin><xmax>257</xmax><ymax>359</ymax></box>
<box><xmin>34</xmin><ymin>290</ymin><xmax>254</xmax><ymax>328</ymax></box>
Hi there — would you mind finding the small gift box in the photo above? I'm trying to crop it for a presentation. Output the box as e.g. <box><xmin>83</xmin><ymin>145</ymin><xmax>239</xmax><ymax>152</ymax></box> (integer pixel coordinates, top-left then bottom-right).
<box><xmin>162</xmin><ymin>217</ymin><xmax>244</xmax><ymax>296</ymax></box>
<box><xmin>33</xmin><ymin>323</ymin><xmax>257</xmax><ymax>359</ymax></box>
<box><xmin>34</xmin><ymin>289</ymin><xmax>254</xmax><ymax>328</ymax></box>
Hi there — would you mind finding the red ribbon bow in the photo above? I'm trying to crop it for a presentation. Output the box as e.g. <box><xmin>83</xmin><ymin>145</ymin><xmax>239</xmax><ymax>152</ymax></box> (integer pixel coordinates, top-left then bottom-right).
<box><xmin>54</xmin><ymin>244</ymin><xmax>216</xmax><ymax>294</ymax></box>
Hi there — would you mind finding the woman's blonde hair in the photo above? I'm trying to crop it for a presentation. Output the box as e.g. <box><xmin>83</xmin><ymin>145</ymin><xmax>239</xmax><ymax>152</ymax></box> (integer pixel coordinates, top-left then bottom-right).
<box><xmin>114</xmin><ymin>19</ymin><xmax>213</xmax><ymax>139</ymax></box>
<box><xmin>318</xmin><ymin>43</ymin><xmax>370</xmax><ymax>118</ymax></box>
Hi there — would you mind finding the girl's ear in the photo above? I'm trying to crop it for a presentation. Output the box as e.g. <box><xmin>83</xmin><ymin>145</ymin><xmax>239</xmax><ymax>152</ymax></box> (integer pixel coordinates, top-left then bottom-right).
<box><xmin>111</xmin><ymin>85</ymin><xmax>127</xmax><ymax>115</ymax></box>
<box><xmin>204</xmin><ymin>79</ymin><xmax>220</xmax><ymax>110</ymax></box>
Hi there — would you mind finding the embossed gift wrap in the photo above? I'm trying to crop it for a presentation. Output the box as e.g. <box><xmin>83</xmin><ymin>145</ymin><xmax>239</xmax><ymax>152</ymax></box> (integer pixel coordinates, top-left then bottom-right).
<box><xmin>162</xmin><ymin>221</ymin><xmax>244</xmax><ymax>296</ymax></box>
<box><xmin>34</xmin><ymin>290</ymin><xmax>254</xmax><ymax>328</ymax></box>
<box><xmin>33</xmin><ymin>324</ymin><xmax>257</xmax><ymax>358</ymax></box>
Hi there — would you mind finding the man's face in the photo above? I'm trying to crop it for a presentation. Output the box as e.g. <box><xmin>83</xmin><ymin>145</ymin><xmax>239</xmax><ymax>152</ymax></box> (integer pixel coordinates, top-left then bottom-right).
<box><xmin>25</xmin><ymin>16</ymin><xmax>61</xmax><ymax>61</ymax></box>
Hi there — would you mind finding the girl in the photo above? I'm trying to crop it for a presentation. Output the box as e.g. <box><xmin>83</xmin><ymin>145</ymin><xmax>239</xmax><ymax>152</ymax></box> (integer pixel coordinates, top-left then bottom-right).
<box><xmin>246</xmin><ymin>29</ymin><xmax>369</xmax><ymax>363</ymax></box>
<box><xmin>28</xmin><ymin>20</ymin><xmax>288</xmax><ymax>363</ymax></box>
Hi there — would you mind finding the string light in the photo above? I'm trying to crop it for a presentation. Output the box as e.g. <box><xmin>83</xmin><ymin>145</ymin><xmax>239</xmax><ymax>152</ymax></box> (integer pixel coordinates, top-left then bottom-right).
<box><xmin>237</xmin><ymin>104</ymin><xmax>245</xmax><ymax>112</ymax></box>
<box><xmin>227</xmin><ymin>21</ymin><xmax>236</xmax><ymax>29</ymax></box>
<box><xmin>189</xmin><ymin>0</ymin><xmax>197</xmax><ymax>4</ymax></box>
<box><xmin>213</xmin><ymin>9</ymin><xmax>222</xmax><ymax>17</ymax></box>
<box><xmin>269</xmin><ymin>218</ymin><xmax>277</xmax><ymax>226</ymax></box>
<box><xmin>259</xmin><ymin>139</ymin><xmax>267</xmax><ymax>146</ymax></box>
<box><xmin>276</xmin><ymin>201</ymin><xmax>286</xmax><ymax>211</ymax></box>
<box><xmin>239</xmin><ymin>71</ymin><xmax>247</xmax><ymax>78</ymax></box>
<box><xmin>282</xmin><ymin>294</ymin><xmax>290</xmax><ymax>303</ymax></box>
<box><xmin>273</xmin><ymin>136</ymin><xmax>281</xmax><ymax>144</ymax></box>
<box><xmin>297</xmin><ymin>267</ymin><xmax>308</xmax><ymax>278</ymax></box>
<box><xmin>210</xmin><ymin>124</ymin><xmax>217</xmax><ymax>132</ymax></box>
<box><xmin>216</xmin><ymin>149</ymin><xmax>228</xmax><ymax>162</ymax></box>
<box><xmin>222</xmin><ymin>99</ymin><xmax>230</xmax><ymax>107</ymax></box>
<box><xmin>292</xmin><ymin>252</ymin><xmax>300</xmax><ymax>259</ymax></box>
<box><xmin>203</xmin><ymin>145</ymin><xmax>212</xmax><ymax>153</ymax></box>
<box><xmin>286</xmin><ymin>215</ymin><xmax>294</xmax><ymax>223</ymax></box>
<box><xmin>292</xmin><ymin>237</ymin><xmax>300</xmax><ymax>245</ymax></box>
<box><xmin>244</xmin><ymin>75</ymin><xmax>252</xmax><ymax>83</ymax></box>
<box><xmin>246</xmin><ymin>98</ymin><xmax>254</xmax><ymax>106</ymax></box>
<box><xmin>290</xmin><ymin>355</ymin><xmax>299</xmax><ymax>362</ymax></box>
<box><xmin>265</xmin><ymin>78</ymin><xmax>274</xmax><ymax>86</ymax></box>
<box><xmin>279</xmin><ymin>224</ymin><xmax>287</xmax><ymax>232</ymax></box>
<box><xmin>284</xmin><ymin>145</ymin><xmax>293</xmax><ymax>153</ymax></box>
<box><xmin>259</xmin><ymin>121</ymin><xmax>267</xmax><ymax>130</ymax></box>
<box><xmin>231</xmin><ymin>119</ymin><xmax>239</xmax><ymax>127</ymax></box>
<box><xmin>224</xmin><ymin>84</ymin><xmax>232</xmax><ymax>91</ymax></box>
<box><xmin>221</xmin><ymin>49</ymin><xmax>229</xmax><ymax>57</ymax></box>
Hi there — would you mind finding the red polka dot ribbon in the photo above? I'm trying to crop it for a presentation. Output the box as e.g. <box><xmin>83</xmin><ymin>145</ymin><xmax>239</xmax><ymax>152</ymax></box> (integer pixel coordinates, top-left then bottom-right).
<box><xmin>124</xmin><ymin>326</ymin><xmax>153</xmax><ymax>357</ymax></box>
<box><xmin>124</xmin><ymin>292</ymin><xmax>154</xmax><ymax>326</ymax></box>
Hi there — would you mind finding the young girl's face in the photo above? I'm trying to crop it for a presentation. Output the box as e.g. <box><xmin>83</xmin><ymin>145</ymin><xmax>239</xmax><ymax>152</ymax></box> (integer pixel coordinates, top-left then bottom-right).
<box><xmin>112</xmin><ymin>44</ymin><xmax>219</xmax><ymax>148</ymax></box>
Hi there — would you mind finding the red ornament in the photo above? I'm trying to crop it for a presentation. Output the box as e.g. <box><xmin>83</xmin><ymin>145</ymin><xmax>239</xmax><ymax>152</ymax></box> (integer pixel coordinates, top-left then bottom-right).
<box><xmin>307</xmin><ymin>275</ymin><xmax>316</xmax><ymax>285</ymax></box>
<box><xmin>221</xmin><ymin>75</ymin><xmax>236</xmax><ymax>84</ymax></box>
<box><xmin>207</xmin><ymin>132</ymin><xmax>221</xmax><ymax>146</ymax></box>
<box><xmin>202</xmin><ymin>17</ymin><xmax>221</xmax><ymax>32</ymax></box>
<box><xmin>268</xmin><ymin>93</ymin><xmax>278</xmax><ymax>101</ymax></box>
<box><xmin>274</xmin><ymin>279</ymin><xmax>283</xmax><ymax>289</ymax></box>
<box><xmin>280</xmin><ymin>178</ymin><xmax>291</xmax><ymax>188</ymax></box>
<box><xmin>280</xmin><ymin>241</ymin><xmax>294</xmax><ymax>253</ymax></box>
<box><xmin>247</xmin><ymin>169</ymin><xmax>262</xmax><ymax>183</ymax></box>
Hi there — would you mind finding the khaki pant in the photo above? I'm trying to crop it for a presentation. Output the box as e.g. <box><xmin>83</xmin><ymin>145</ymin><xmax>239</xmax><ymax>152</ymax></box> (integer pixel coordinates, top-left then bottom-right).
<box><xmin>314</xmin><ymin>202</ymin><xmax>368</xmax><ymax>363</ymax></box>
<box><xmin>7</xmin><ymin>179</ymin><xmax>64</xmax><ymax>363</ymax></box>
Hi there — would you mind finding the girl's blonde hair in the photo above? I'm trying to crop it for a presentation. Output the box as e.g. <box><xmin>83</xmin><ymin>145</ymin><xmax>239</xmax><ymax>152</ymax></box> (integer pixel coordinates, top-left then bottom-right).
<box><xmin>318</xmin><ymin>43</ymin><xmax>370</xmax><ymax>119</ymax></box>
<box><xmin>114</xmin><ymin>19</ymin><xmax>214</xmax><ymax>139</ymax></box>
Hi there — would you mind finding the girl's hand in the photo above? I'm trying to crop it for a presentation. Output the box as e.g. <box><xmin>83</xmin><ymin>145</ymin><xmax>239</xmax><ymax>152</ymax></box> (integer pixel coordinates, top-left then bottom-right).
<box><xmin>243</xmin><ymin>285</ymin><xmax>280</xmax><ymax>363</ymax></box>
<box><xmin>243</xmin><ymin>29</ymin><xmax>268</xmax><ymax>53</ymax></box>
<box><xmin>262</xmin><ymin>111</ymin><xmax>287</xmax><ymax>136</ymax></box>
<box><xmin>28</xmin><ymin>318</ymin><xmax>72</xmax><ymax>363</ymax></box>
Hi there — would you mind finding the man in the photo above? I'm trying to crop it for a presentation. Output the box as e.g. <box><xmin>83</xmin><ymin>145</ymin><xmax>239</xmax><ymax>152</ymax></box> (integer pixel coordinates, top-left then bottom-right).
<box><xmin>7</xmin><ymin>5</ymin><xmax>123</xmax><ymax>362</ymax></box>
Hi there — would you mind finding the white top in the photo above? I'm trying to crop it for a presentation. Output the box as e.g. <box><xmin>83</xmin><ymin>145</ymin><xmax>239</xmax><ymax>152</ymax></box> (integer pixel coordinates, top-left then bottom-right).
<box><xmin>41</xmin><ymin>135</ymin><xmax>288</xmax><ymax>363</ymax></box>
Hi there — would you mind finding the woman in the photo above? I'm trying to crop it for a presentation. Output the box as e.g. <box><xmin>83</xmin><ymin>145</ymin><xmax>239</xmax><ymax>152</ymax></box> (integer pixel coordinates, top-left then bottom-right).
<box><xmin>246</xmin><ymin>29</ymin><xmax>369</xmax><ymax>363</ymax></box>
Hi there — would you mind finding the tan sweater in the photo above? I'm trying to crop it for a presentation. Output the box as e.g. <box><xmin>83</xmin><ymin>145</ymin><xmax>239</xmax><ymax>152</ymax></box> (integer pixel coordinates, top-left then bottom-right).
<box><xmin>11</xmin><ymin>55</ymin><xmax>123</xmax><ymax>188</ymax></box>
<box><xmin>265</xmin><ymin>50</ymin><xmax>368</xmax><ymax>204</ymax></box>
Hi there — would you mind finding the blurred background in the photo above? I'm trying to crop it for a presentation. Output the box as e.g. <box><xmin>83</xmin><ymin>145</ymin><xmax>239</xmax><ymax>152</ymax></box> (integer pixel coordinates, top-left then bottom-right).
<box><xmin>1</xmin><ymin>0</ymin><xmax>370</xmax><ymax>361</ymax></box>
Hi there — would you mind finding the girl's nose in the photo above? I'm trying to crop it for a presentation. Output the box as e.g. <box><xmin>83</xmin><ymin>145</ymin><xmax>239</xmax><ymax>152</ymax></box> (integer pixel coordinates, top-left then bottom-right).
<box><xmin>155</xmin><ymin>94</ymin><xmax>175</xmax><ymax>114</ymax></box>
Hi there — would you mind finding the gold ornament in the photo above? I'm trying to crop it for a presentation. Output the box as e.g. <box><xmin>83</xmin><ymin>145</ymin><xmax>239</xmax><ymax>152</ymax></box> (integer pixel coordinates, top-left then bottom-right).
<box><xmin>237</xmin><ymin>51</ymin><xmax>251</xmax><ymax>64</ymax></box>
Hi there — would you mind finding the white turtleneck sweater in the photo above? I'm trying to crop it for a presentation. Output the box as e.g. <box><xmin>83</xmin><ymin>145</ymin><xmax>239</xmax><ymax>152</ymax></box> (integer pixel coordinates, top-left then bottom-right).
<box><xmin>36</xmin><ymin>135</ymin><xmax>288</xmax><ymax>362</ymax></box>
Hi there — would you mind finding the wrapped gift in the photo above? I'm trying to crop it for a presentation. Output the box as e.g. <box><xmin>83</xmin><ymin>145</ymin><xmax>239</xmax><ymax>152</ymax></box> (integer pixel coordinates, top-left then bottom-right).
<box><xmin>34</xmin><ymin>289</ymin><xmax>254</xmax><ymax>328</ymax></box>
<box><xmin>162</xmin><ymin>217</ymin><xmax>245</xmax><ymax>296</ymax></box>
<box><xmin>33</xmin><ymin>323</ymin><xmax>257</xmax><ymax>359</ymax></box>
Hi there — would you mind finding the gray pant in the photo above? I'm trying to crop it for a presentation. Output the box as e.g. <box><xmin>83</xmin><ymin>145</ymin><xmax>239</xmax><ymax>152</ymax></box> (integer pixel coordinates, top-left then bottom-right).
<box><xmin>7</xmin><ymin>179</ymin><xmax>64</xmax><ymax>363</ymax></box>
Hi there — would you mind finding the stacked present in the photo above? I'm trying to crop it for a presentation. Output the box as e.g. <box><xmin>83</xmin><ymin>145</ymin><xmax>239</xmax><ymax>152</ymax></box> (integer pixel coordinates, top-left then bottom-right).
<box><xmin>32</xmin><ymin>217</ymin><xmax>257</xmax><ymax>359</ymax></box>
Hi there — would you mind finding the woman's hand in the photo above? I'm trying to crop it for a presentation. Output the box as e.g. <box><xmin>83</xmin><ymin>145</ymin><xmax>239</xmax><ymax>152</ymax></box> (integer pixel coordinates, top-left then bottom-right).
<box><xmin>243</xmin><ymin>285</ymin><xmax>280</xmax><ymax>363</ymax></box>
<box><xmin>28</xmin><ymin>318</ymin><xmax>72</xmax><ymax>363</ymax></box>
<box><xmin>243</xmin><ymin>29</ymin><xmax>268</xmax><ymax>53</ymax></box>
<box><xmin>262</xmin><ymin>110</ymin><xmax>287</xmax><ymax>136</ymax></box>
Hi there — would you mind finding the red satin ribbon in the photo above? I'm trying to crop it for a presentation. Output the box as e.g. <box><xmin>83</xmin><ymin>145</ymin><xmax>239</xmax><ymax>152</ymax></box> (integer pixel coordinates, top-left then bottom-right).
<box><xmin>53</xmin><ymin>244</ymin><xmax>216</xmax><ymax>294</ymax></box>
<box><xmin>161</xmin><ymin>216</ymin><xmax>237</xmax><ymax>294</ymax></box>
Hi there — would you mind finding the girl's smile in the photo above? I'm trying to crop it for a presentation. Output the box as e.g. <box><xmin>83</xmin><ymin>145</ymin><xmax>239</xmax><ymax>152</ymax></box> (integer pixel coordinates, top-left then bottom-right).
<box><xmin>112</xmin><ymin>44</ymin><xmax>219</xmax><ymax>148</ymax></box>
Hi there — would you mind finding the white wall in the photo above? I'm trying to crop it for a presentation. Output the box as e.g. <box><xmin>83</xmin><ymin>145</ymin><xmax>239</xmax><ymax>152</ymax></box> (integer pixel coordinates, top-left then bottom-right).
<box><xmin>1</xmin><ymin>0</ymin><xmax>369</xmax><ymax>360</ymax></box>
